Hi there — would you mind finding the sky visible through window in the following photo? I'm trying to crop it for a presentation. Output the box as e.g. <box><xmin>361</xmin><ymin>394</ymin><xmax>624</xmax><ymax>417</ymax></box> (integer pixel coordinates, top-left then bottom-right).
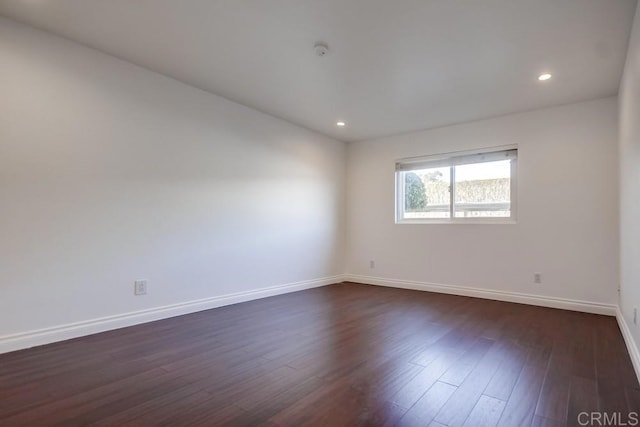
<box><xmin>455</xmin><ymin>160</ymin><xmax>510</xmax><ymax>181</ymax></box>
<box><xmin>414</xmin><ymin>160</ymin><xmax>510</xmax><ymax>182</ymax></box>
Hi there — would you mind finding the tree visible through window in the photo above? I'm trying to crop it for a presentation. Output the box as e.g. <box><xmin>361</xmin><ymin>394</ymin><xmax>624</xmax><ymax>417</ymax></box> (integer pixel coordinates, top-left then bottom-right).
<box><xmin>404</xmin><ymin>172</ymin><xmax>426</xmax><ymax>211</ymax></box>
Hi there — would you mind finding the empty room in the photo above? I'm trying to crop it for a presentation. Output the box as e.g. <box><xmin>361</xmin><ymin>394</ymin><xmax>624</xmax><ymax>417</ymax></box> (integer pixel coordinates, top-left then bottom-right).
<box><xmin>1</xmin><ymin>1</ymin><xmax>640</xmax><ymax>426</ymax></box>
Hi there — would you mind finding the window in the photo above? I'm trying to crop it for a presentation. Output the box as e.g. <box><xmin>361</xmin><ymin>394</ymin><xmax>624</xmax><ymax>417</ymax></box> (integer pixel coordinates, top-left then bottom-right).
<box><xmin>395</xmin><ymin>147</ymin><xmax>517</xmax><ymax>223</ymax></box>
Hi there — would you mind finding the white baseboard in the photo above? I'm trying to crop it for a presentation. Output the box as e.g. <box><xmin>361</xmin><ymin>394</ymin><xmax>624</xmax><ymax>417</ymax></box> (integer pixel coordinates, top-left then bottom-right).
<box><xmin>343</xmin><ymin>274</ymin><xmax>617</xmax><ymax>316</ymax></box>
<box><xmin>616</xmin><ymin>307</ymin><xmax>640</xmax><ymax>382</ymax></box>
<box><xmin>0</xmin><ymin>275</ymin><xmax>344</xmax><ymax>355</ymax></box>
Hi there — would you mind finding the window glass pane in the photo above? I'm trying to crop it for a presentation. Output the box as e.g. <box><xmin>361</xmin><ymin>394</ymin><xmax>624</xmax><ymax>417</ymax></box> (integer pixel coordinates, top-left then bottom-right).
<box><xmin>453</xmin><ymin>160</ymin><xmax>511</xmax><ymax>218</ymax></box>
<box><xmin>403</xmin><ymin>167</ymin><xmax>450</xmax><ymax>219</ymax></box>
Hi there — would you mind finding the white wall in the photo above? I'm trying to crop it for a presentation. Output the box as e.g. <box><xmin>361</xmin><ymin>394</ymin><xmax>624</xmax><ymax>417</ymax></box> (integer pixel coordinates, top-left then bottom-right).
<box><xmin>0</xmin><ymin>17</ymin><xmax>346</xmax><ymax>344</ymax></box>
<box><xmin>346</xmin><ymin>97</ymin><xmax>619</xmax><ymax>306</ymax></box>
<box><xmin>619</xmin><ymin>3</ymin><xmax>640</xmax><ymax>353</ymax></box>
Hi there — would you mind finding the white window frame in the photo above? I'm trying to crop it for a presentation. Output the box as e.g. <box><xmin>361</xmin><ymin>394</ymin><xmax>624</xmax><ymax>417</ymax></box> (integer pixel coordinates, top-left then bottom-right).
<box><xmin>395</xmin><ymin>145</ymin><xmax>518</xmax><ymax>224</ymax></box>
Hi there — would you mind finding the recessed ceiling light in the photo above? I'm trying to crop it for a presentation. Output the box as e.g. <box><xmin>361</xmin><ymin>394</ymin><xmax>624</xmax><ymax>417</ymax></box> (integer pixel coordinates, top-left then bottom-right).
<box><xmin>538</xmin><ymin>73</ymin><xmax>552</xmax><ymax>81</ymax></box>
<box><xmin>336</xmin><ymin>121</ymin><xmax>346</xmax><ymax>127</ymax></box>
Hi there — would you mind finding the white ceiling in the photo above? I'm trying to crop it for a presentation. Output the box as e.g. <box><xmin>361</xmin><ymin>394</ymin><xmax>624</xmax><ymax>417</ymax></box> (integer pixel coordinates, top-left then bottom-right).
<box><xmin>0</xmin><ymin>0</ymin><xmax>636</xmax><ymax>142</ymax></box>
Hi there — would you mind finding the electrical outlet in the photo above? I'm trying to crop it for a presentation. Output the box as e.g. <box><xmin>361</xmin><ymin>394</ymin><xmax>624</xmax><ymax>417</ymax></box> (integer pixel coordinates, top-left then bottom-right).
<box><xmin>533</xmin><ymin>273</ymin><xmax>542</xmax><ymax>284</ymax></box>
<box><xmin>134</xmin><ymin>280</ymin><xmax>147</xmax><ymax>296</ymax></box>
<box><xmin>634</xmin><ymin>308</ymin><xmax>637</xmax><ymax>325</ymax></box>
<box><xmin>369</xmin><ymin>260</ymin><xmax>375</xmax><ymax>269</ymax></box>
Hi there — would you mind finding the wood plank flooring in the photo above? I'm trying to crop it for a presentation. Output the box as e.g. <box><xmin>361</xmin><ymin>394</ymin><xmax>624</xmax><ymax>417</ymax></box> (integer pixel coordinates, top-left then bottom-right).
<box><xmin>0</xmin><ymin>282</ymin><xmax>638</xmax><ymax>426</ymax></box>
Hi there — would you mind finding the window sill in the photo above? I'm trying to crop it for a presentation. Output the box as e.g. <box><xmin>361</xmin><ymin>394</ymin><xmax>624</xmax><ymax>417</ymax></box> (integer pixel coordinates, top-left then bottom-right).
<box><xmin>396</xmin><ymin>219</ymin><xmax>517</xmax><ymax>225</ymax></box>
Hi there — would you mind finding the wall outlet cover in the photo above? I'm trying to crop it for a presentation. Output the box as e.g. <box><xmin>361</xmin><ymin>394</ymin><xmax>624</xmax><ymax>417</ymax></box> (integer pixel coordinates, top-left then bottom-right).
<box><xmin>134</xmin><ymin>280</ymin><xmax>148</xmax><ymax>296</ymax></box>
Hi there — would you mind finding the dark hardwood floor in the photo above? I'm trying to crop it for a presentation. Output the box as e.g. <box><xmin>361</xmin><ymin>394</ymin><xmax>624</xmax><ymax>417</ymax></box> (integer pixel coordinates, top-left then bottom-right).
<box><xmin>0</xmin><ymin>282</ymin><xmax>638</xmax><ymax>426</ymax></box>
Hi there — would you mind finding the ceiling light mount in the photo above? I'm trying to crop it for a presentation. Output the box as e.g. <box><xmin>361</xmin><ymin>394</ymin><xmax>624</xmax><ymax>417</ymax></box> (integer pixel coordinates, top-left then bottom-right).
<box><xmin>336</xmin><ymin>121</ymin><xmax>346</xmax><ymax>127</ymax></box>
<box><xmin>538</xmin><ymin>73</ymin><xmax>552</xmax><ymax>81</ymax></box>
<box><xmin>314</xmin><ymin>42</ymin><xmax>329</xmax><ymax>57</ymax></box>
